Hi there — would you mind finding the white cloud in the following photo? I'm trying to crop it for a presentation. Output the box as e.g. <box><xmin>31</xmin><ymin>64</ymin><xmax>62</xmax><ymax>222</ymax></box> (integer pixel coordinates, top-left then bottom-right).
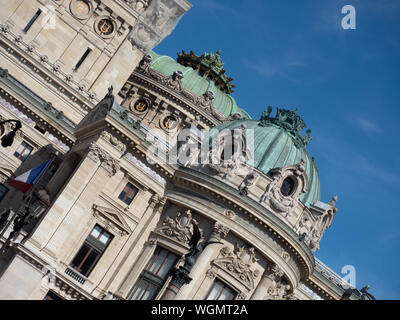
<box><xmin>353</xmin><ymin>116</ymin><xmax>381</xmax><ymax>134</ymax></box>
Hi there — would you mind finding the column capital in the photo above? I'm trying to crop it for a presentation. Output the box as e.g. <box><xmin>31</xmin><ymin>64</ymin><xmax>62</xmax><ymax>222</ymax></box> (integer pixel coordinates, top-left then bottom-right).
<box><xmin>88</xmin><ymin>143</ymin><xmax>120</xmax><ymax>177</ymax></box>
<box><xmin>149</xmin><ymin>194</ymin><xmax>167</xmax><ymax>212</ymax></box>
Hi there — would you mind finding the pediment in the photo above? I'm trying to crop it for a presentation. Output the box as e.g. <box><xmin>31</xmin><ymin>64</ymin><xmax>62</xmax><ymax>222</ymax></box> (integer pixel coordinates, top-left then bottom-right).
<box><xmin>92</xmin><ymin>204</ymin><xmax>132</xmax><ymax>235</ymax></box>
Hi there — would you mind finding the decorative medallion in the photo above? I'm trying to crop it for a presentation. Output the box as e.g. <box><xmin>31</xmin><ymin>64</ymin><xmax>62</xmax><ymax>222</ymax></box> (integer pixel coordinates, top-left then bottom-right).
<box><xmin>131</xmin><ymin>99</ymin><xmax>149</xmax><ymax>114</ymax></box>
<box><xmin>94</xmin><ymin>16</ymin><xmax>117</xmax><ymax>38</ymax></box>
<box><xmin>70</xmin><ymin>0</ymin><xmax>93</xmax><ymax>20</ymax></box>
<box><xmin>160</xmin><ymin>115</ymin><xmax>178</xmax><ymax>131</ymax></box>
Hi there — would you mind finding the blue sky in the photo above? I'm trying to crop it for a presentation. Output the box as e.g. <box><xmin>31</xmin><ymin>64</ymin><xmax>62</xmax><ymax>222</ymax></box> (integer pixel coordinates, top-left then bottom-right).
<box><xmin>154</xmin><ymin>0</ymin><xmax>400</xmax><ymax>299</ymax></box>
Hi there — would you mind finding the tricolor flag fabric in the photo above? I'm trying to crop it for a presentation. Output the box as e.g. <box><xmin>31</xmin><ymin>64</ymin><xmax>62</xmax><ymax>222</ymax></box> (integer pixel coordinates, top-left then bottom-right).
<box><xmin>9</xmin><ymin>160</ymin><xmax>51</xmax><ymax>194</ymax></box>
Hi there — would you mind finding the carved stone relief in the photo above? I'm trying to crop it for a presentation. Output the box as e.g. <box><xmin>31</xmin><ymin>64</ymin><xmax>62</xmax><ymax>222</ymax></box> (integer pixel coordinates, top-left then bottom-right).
<box><xmin>262</xmin><ymin>159</ymin><xmax>308</xmax><ymax>218</ymax></box>
<box><xmin>212</xmin><ymin>244</ymin><xmax>260</xmax><ymax>290</ymax></box>
<box><xmin>155</xmin><ymin>209</ymin><xmax>202</xmax><ymax>245</ymax></box>
<box><xmin>88</xmin><ymin>143</ymin><xmax>120</xmax><ymax>176</ymax></box>
<box><xmin>100</xmin><ymin>131</ymin><xmax>127</xmax><ymax>153</ymax></box>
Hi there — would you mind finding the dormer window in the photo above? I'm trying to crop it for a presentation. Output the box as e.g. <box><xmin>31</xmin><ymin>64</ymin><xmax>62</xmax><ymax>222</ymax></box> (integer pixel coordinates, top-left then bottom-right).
<box><xmin>281</xmin><ymin>177</ymin><xmax>295</xmax><ymax>196</ymax></box>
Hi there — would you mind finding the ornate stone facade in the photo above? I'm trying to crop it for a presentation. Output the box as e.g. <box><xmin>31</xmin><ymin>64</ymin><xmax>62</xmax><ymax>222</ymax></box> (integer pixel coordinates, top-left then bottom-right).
<box><xmin>0</xmin><ymin>0</ymin><xmax>370</xmax><ymax>302</ymax></box>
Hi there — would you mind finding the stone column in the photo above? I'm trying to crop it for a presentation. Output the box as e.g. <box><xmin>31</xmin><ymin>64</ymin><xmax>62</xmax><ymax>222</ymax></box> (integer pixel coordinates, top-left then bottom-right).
<box><xmin>114</xmin><ymin>195</ymin><xmax>167</xmax><ymax>297</ymax></box>
<box><xmin>173</xmin><ymin>222</ymin><xmax>230</xmax><ymax>300</ymax></box>
<box><xmin>251</xmin><ymin>264</ymin><xmax>284</xmax><ymax>300</ymax></box>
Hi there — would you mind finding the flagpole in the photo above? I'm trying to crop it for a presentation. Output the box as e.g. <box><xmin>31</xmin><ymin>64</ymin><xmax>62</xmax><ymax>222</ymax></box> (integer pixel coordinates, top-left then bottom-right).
<box><xmin>1</xmin><ymin>151</ymin><xmax>58</xmax><ymax>253</ymax></box>
<box><xmin>19</xmin><ymin>151</ymin><xmax>58</xmax><ymax>213</ymax></box>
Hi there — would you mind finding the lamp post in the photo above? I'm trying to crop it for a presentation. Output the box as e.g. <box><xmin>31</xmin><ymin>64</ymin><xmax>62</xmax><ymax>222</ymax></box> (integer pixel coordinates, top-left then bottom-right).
<box><xmin>0</xmin><ymin>119</ymin><xmax>22</xmax><ymax>148</ymax></box>
<box><xmin>0</xmin><ymin>189</ymin><xmax>50</xmax><ymax>254</ymax></box>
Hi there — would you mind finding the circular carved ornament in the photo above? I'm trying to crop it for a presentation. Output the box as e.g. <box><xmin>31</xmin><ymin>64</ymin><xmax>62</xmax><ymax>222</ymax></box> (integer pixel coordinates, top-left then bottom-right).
<box><xmin>160</xmin><ymin>115</ymin><xmax>179</xmax><ymax>132</ymax></box>
<box><xmin>130</xmin><ymin>99</ymin><xmax>149</xmax><ymax>114</ymax></box>
<box><xmin>94</xmin><ymin>16</ymin><xmax>117</xmax><ymax>39</ymax></box>
<box><xmin>70</xmin><ymin>0</ymin><xmax>93</xmax><ymax>20</ymax></box>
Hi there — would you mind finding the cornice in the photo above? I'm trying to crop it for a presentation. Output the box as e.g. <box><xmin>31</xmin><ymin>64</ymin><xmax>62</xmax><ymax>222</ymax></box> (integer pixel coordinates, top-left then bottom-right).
<box><xmin>173</xmin><ymin>166</ymin><xmax>315</xmax><ymax>280</ymax></box>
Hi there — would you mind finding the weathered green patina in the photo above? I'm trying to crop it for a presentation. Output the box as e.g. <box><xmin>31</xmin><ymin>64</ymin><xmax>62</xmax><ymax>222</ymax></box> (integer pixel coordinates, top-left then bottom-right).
<box><xmin>147</xmin><ymin>51</ymin><xmax>251</xmax><ymax>120</ymax></box>
<box><xmin>208</xmin><ymin>113</ymin><xmax>321</xmax><ymax>207</ymax></box>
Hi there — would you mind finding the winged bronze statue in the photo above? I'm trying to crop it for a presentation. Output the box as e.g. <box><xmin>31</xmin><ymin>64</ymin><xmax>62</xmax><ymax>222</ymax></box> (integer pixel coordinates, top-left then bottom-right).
<box><xmin>183</xmin><ymin>221</ymin><xmax>223</xmax><ymax>271</ymax></box>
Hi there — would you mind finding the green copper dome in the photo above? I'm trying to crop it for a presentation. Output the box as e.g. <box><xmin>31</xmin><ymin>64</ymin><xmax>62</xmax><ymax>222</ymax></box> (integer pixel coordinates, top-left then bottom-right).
<box><xmin>208</xmin><ymin>110</ymin><xmax>321</xmax><ymax>207</ymax></box>
<box><xmin>147</xmin><ymin>51</ymin><xmax>251</xmax><ymax>120</ymax></box>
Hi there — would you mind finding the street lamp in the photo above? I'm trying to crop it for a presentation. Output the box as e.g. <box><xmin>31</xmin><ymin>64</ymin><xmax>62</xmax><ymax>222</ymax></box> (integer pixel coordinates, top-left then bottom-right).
<box><xmin>0</xmin><ymin>119</ymin><xmax>22</xmax><ymax>148</ymax></box>
<box><xmin>0</xmin><ymin>189</ymin><xmax>50</xmax><ymax>254</ymax></box>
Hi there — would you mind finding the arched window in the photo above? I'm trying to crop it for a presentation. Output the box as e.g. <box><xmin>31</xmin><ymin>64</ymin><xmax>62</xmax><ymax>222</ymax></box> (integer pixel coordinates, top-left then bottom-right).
<box><xmin>281</xmin><ymin>177</ymin><xmax>295</xmax><ymax>196</ymax></box>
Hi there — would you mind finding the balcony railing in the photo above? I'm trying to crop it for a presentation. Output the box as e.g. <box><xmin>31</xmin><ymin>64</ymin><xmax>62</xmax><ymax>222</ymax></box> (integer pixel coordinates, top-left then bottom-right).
<box><xmin>65</xmin><ymin>267</ymin><xmax>86</xmax><ymax>285</ymax></box>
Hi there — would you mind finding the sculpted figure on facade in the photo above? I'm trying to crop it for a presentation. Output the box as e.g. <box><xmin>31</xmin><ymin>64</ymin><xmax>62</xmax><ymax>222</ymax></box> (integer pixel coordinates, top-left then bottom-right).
<box><xmin>155</xmin><ymin>209</ymin><xmax>201</xmax><ymax>244</ymax></box>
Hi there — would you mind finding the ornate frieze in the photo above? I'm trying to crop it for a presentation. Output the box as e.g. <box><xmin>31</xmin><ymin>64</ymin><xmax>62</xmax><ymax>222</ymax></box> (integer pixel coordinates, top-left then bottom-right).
<box><xmin>212</xmin><ymin>244</ymin><xmax>260</xmax><ymax>290</ymax></box>
<box><xmin>124</xmin><ymin>152</ymin><xmax>166</xmax><ymax>186</ymax></box>
<box><xmin>0</xmin><ymin>25</ymin><xmax>98</xmax><ymax>105</ymax></box>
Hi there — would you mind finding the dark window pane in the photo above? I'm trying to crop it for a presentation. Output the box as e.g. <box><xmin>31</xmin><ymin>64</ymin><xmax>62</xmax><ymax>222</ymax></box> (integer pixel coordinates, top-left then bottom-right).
<box><xmin>130</xmin><ymin>247</ymin><xmax>178</xmax><ymax>300</ymax></box>
<box><xmin>70</xmin><ymin>225</ymin><xmax>113</xmax><ymax>277</ymax></box>
<box><xmin>79</xmin><ymin>249</ymin><xmax>100</xmax><ymax>276</ymax></box>
<box><xmin>43</xmin><ymin>291</ymin><xmax>63</xmax><ymax>300</ymax></box>
<box><xmin>281</xmin><ymin>177</ymin><xmax>295</xmax><ymax>196</ymax></box>
<box><xmin>118</xmin><ymin>183</ymin><xmax>138</xmax><ymax>205</ymax></box>
<box><xmin>23</xmin><ymin>9</ymin><xmax>42</xmax><ymax>33</ymax></box>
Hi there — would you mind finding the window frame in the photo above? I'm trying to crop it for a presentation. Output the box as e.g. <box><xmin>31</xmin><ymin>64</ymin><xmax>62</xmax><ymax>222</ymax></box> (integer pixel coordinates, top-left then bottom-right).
<box><xmin>118</xmin><ymin>182</ymin><xmax>139</xmax><ymax>205</ymax></box>
<box><xmin>206</xmin><ymin>278</ymin><xmax>238</xmax><ymax>301</ymax></box>
<box><xmin>70</xmin><ymin>224</ymin><xmax>113</xmax><ymax>277</ymax></box>
<box><xmin>13</xmin><ymin>141</ymin><xmax>34</xmax><ymax>162</ymax></box>
<box><xmin>129</xmin><ymin>246</ymin><xmax>179</xmax><ymax>300</ymax></box>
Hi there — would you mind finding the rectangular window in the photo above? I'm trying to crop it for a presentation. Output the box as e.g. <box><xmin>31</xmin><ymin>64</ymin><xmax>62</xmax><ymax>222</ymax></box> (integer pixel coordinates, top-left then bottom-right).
<box><xmin>118</xmin><ymin>182</ymin><xmax>138</xmax><ymax>205</ymax></box>
<box><xmin>206</xmin><ymin>279</ymin><xmax>237</xmax><ymax>300</ymax></box>
<box><xmin>0</xmin><ymin>184</ymin><xmax>8</xmax><ymax>202</ymax></box>
<box><xmin>23</xmin><ymin>9</ymin><xmax>42</xmax><ymax>33</ymax></box>
<box><xmin>129</xmin><ymin>247</ymin><xmax>178</xmax><ymax>300</ymax></box>
<box><xmin>13</xmin><ymin>141</ymin><xmax>33</xmax><ymax>162</ymax></box>
<box><xmin>70</xmin><ymin>225</ymin><xmax>113</xmax><ymax>277</ymax></box>
<box><xmin>74</xmin><ymin>48</ymin><xmax>92</xmax><ymax>71</ymax></box>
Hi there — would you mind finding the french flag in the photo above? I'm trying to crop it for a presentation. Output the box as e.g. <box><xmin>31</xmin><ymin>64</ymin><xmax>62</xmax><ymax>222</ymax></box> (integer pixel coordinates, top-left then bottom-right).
<box><xmin>9</xmin><ymin>160</ymin><xmax>51</xmax><ymax>194</ymax></box>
